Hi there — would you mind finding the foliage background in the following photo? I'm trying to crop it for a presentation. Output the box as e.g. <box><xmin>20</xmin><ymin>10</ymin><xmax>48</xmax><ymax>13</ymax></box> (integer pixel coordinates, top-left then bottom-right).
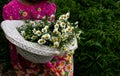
<box><xmin>0</xmin><ymin>0</ymin><xmax>120</xmax><ymax>76</ymax></box>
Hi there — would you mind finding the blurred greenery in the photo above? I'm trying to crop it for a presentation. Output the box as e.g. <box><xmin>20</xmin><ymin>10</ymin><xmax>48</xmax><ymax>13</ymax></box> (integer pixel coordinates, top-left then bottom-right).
<box><xmin>1</xmin><ymin>0</ymin><xmax>120</xmax><ymax>76</ymax></box>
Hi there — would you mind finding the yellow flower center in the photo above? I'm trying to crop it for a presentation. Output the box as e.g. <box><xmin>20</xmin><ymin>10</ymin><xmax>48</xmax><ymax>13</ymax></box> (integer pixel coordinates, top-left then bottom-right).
<box><xmin>40</xmin><ymin>39</ymin><xmax>44</xmax><ymax>42</ymax></box>
<box><xmin>45</xmin><ymin>35</ymin><xmax>49</xmax><ymax>39</ymax></box>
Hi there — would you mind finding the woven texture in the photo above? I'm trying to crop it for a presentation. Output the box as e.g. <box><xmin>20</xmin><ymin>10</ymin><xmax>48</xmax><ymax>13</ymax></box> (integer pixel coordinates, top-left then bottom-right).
<box><xmin>1</xmin><ymin>20</ymin><xmax>78</xmax><ymax>63</ymax></box>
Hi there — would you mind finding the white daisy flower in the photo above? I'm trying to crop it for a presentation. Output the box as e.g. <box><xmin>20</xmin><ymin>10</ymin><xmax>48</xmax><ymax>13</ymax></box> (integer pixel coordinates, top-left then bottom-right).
<box><xmin>54</xmin><ymin>24</ymin><xmax>59</xmax><ymax>29</ymax></box>
<box><xmin>42</xmin><ymin>28</ymin><xmax>47</xmax><ymax>33</ymax></box>
<box><xmin>51</xmin><ymin>14</ymin><xmax>55</xmax><ymax>18</ymax></box>
<box><xmin>35</xmin><ymin>30</ymin><xmax>41</xmax><ymax>36</ymax></box>
<box><xmin>56</xmin><ymin>20</ymin><xmax>61</xmax><ymax>25</ymax></box>
<box><xmin>59</xmin><ymin>16</ymin><xmax>63</xmax><ymax>21</ymax></box>
<box><xmin>60</xmin><ymin>22</ymin><xmax>66</xmax><ymax>28</ymax></box>
<box><xmin>54</xmin><ymin>42</ymin><xmax>59</xmax><ymax>48</ymax></box>
<box><xmin>66</xmin><ymin>26</ymin><xmax>73</xmax><ymax>33</ymax></box>
<box><xmin>20</xmin><ymin>31</ymin><xmax>25</xmax><ymax>36</ymax></box>
<box><xmin>41</xmin><ymin>34</ymin><xmax>51</xmax><ymax>40</ymax></box>
<box><xmin>50</xmin><ymin>14</ymin><xmax>55</xmax><ymax>20</ymax></box>
<box><xmin>71</xmin><ymin>27</ymin><xmax>74</xmax><ymax>31</ymax></box>
<box><xmin>38</xmin><ymin>39</ymin><xmax>46</xmax><ymax>45</ymax></box>
<box><xmin>30</xmin><ymin>21</ymin><xmax>36</xmax><ymax>27</ymax></box>
<box><xmin>62</xmin><ymin>15</ymin><xmax>68</xmax><ymax>21</ymax></box>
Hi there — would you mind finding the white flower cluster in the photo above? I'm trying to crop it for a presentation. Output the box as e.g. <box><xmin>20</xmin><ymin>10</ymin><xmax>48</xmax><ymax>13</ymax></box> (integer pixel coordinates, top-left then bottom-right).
<box><xmin>18</xmin><ymin>12</ymin><xmax>82</xmax><ymax>55</ymax></box>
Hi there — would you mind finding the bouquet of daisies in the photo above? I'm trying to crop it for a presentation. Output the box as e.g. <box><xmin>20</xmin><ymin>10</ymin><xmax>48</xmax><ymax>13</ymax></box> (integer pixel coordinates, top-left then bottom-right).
<box><xmin>18</xmin><ymin>12</ymin><xmax>82</xmax><ymax>55</ymax></box>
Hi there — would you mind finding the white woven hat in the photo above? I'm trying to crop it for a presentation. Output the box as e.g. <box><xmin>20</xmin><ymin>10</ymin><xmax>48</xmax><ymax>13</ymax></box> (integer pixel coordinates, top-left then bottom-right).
<box><xmin>1</xmin><ymin>20</ymin><xmax>78</xmax><ymax>63</ymax></box>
